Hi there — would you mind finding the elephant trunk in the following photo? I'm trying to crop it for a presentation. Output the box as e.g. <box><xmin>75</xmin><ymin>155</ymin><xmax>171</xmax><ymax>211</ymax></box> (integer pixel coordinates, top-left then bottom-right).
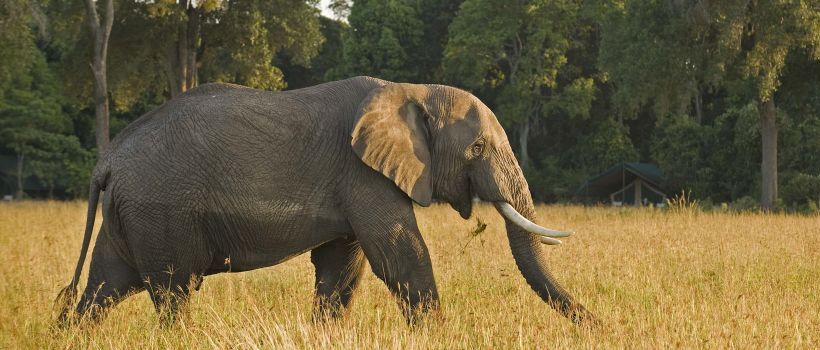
<box><xmin>494</xmin><ymin>167</ymin><xmax>596</xmax><ymax>325</ymax></box>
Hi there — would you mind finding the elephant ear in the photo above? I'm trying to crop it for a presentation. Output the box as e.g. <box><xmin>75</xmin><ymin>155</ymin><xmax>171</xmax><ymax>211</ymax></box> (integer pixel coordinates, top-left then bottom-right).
<box><xmin>351</xmin><ymin>84</ymin><xmax>433</xmax><ymax>206</ymax></box>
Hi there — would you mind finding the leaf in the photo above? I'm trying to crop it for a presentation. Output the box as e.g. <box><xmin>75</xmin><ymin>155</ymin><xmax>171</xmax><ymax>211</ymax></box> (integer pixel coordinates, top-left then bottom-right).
<box><xmin>471</xmin><ymin>217</ymin><xmax>487</xmax><ymax>236</ymax></box>
<box><xmin>460</xmin><ymin>216</ymin><xmax>488</xmax><ymax>254</ymax></box>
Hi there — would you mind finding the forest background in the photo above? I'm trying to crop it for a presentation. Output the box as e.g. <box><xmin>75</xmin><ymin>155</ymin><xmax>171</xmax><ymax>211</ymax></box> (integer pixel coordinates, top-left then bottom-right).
<box><xmin>1</xmin><ymin>0</ymin><xmax>819</xmax><ymax>213</ymax></box>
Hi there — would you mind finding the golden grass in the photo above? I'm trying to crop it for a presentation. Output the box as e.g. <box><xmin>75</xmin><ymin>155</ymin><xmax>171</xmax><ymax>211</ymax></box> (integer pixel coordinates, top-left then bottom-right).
<box><xmin>0</xmin><ymin>201</ymin><xmax>818</xmax><ymax>349</ymax></box>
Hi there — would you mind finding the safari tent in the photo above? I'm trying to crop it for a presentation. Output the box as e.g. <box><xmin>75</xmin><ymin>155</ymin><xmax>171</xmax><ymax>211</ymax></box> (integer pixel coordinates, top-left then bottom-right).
<box><xmin>575</xmin><ymin>162</ymin><xmax>669</xmax><ymax>206</ymax></box>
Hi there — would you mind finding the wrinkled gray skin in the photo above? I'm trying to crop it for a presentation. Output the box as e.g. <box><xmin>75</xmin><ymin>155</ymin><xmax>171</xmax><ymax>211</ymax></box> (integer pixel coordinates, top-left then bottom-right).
<box><xmin>56</xmin><ymin>76</ymin><xmax>594</xmax><ymax>325</ymax></box>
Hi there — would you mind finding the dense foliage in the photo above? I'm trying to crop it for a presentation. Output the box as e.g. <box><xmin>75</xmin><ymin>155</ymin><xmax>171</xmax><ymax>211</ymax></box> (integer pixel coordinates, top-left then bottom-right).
<box><xmin>1</xmin><ymin>0</ymin><xmax>818</xmax><ymax>211</ymax></box>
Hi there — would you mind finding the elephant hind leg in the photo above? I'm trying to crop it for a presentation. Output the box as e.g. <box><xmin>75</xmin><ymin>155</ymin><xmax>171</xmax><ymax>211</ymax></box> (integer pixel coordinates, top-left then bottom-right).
<box><xmin>310</xmin><ymin>236</ymin><xmax>366</xmax><ymax>321</ymax></box>
<box><xmin>142</xmin><ymin>269</ymin><xmax>202</xmax><ymax>326</ymax></box>
<box><xmin>74</xmin><ymin>228</ymin><xmax>144</xmax><ymax>324</ymax></box>
<box><xmin>124</xmin><ymin>206</ymin><xmax>210</xmax><ymax>325</ymax></box>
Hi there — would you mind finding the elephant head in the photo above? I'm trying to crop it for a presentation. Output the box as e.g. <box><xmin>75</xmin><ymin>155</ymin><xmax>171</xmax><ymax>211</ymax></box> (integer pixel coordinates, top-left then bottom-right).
<box><xmin>351</xmin><ymin>83</ymin><xmax>594</xmax><ymax>324</ymax></box>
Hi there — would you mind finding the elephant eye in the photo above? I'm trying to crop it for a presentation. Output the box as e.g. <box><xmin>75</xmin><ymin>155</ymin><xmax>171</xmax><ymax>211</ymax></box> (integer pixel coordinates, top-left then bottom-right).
<box><xmin>472</xmin><ymin>140</ymin><xmax>485</xmax><ymax>156</ymax></box>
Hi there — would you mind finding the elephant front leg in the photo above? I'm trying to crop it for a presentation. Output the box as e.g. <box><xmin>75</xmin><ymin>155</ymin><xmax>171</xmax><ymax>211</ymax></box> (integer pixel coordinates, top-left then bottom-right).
<box><xmin>311</xmin><ymin>236</ymin><xmax>366</xmax><ymax>321</ymax></box>
<box><xmin>346</xmin><ymin>199</ymin><xmax>440</xmax><ymax>324</ymax></box>
<box><xmin>361</xmin><ymin>224</ymin><xmax>439</xmax><ymax>324</ymax></box>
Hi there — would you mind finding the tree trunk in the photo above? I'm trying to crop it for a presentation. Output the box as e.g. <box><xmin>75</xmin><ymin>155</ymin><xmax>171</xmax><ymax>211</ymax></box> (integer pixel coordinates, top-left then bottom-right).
<box><xmin>15</xmin><ymin>153</ymin><xmax>24</xmax><ymax>200</ymax></box>
<box><xmin>177</xmin><ymin>17</ymin><xmax>188</xmax><ymax>93</ymax></box>
<box><xmin>760</xmin><ymin>97</ymin><xmax>778</xmax><ymax>211</ymax></box>
<box><xmin>517</xmin><ymin>119</ymin><xmax>530</xmax><ymax>170</ymax></box>
<box><xmin>167</xmin><ymin>2</ymin><xmax>200</xmax><ymax>98</ymax></box>
<box><xmin>694</xmin><ymin>86</ymin><xmax>703</xmax><ymax>124</ymax></box>
<box><xmin>92</xmin><ymin>67</ymin><xmax>110</xmax><ymax>157</ymax></box>
<box><xmin>166</xmin><ymin>44</ymin><xmax>183</xmax><ymax>98</ymax></box>
<box><xmin>185</xmin><ymin>6</ymin><xmax>200</xmax><ymax>90</ymax></box>
<box><xmin>84</xmin><ymin>0</ymin><xmax>114</xmax><ymax>158</ymax></box>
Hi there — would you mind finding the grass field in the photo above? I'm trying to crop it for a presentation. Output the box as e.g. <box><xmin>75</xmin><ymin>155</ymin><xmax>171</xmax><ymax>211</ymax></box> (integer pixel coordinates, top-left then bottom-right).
<box><xmin>0</xmin><ymin>201</ymin><xmax>818</xmax><ymax>348</ymax></box>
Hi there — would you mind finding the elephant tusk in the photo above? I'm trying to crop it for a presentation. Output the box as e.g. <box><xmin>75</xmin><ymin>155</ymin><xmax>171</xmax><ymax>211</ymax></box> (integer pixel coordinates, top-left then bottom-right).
<box><xmin>494</xmin><ymin>202</ymin><xmax>572</xmax><ymax>245</ymax></box>
<box><xmin>539</xmin><ymin>236</ymin><xmax>563</xmax><ymax>245</ymax></box>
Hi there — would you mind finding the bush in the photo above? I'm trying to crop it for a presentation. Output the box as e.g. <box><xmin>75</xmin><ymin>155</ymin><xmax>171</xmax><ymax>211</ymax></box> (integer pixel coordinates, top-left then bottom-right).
<box><xmin>707</xmin><ymin>104</ymin><xmax>760</xmax><ymax>201</ymax></box>
<box><xmin>525</xmin><ymin>156</ymin><xmax>573</xmax><ymax>203</ymax></box>
<box><xmin>568</xmin><ymin>118</ymin><xmax>639</xmax><ymax>175</ymax></box>
<box><xmin>699</xmin><ymin>198</ymin><xmax>715</xmax><ymax>211</ymax></box>
<box><xmin>651</xmin><ymin>115</ymin><xmax>712</xmax><ymax>198</ymax></box>
<box><xmin>732</xmin><ymin>196</ymin><xmax>759</xmax><ymax>212</ymax></box>
<box><xmin>808</xmin><ymin>200</ymin><xmax>820</xmax><ymax>215</ymax></box>
<box><xmin>781</xmin><ymin>173</ymin><xmax>820</xmax><ymax>208</ymax></box>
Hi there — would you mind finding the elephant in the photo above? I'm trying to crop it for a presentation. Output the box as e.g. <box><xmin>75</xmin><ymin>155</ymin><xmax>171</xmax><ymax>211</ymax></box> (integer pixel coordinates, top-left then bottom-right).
<box><xmin>55</xmin><ymin>76</ymin><xmax>595</xmax><ymax>326</ymax></box>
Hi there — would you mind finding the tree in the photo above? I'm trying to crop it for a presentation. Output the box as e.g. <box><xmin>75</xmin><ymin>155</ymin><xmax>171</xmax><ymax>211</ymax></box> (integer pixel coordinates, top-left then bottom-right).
<box><xmin>327</xmin><ymin>0</ymin><xmax>351</xmax><ymax>20</ymax></box>
<box><xmin>331</xmin><ymin>0</ymin><xmax>462</xmax><ymax>82</ymax></box>
<box><xmin>599</xmin><ymin>0</ymin><xmax>726</xmax><ymax>123</ymax></box>
<box><xmin>778</xmin><ymin>50</ymin><xmax>820</xmax><ymax>177</ymax></box>
<box><xmin>129</xmin><ymin>0</ymin><xmax>324</xmax><ymax>98</ymax></box>
<box><xmin>83</xmin><ymin>0</ymin><xmax>114</xmax><ymax>156</ymax></box>
<box><xmin>280</xmin><ymin>16</ymin><xmax>347</xmax><ymax>89</ymax></box>
<box><xmin>600</xmin><ymin>0</ymin><xmax>820</xmax><ymax>210</ymax></box>
<box><xmin>0</xmin><ymin>0</ymin><xmax>45</xmax><ymax>199</ymax></box>
<box><xmin>57</xmin><ymin>0</ymin><xmax>325</xmax><ymax>107</ymax></box>
<box><xmin>334</xmin><ymin>0</ymin><xmax>424</xmax><ymax>81</ymax></box>
<box><xmin>445</xmin><ymin>0</ymin><xmax>597</xmax><ymax>168</ymax></box>
<box><xmin>409</xmin><ymin>0</ymin><xmax>465</xmax><ymax>82</ymax></box>
<box><xmin>0</xmin><ymin>0</ymin><xmax>39</xmax><ymax>100</ymax></box>
<box><xmin>710</xmin><ymin>0</ymin><xmax>820</xmax><ymax>210</ymax></box>
<box><xmin>0</xmin><ymin>49</ymin><xmax>86</xmax><ymax>199</ymax></box>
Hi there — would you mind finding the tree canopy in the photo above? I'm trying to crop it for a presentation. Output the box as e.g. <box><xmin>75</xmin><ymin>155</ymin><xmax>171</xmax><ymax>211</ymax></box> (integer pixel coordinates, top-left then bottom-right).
<box><xmin>600</xmin><ymin>0</ymin><xmax>820</xmax><ymax>209</ymax></box>
<box><xmin>1</xmin><ymin>0</ymin><xmax>819</xmax><ymax>212</ymax></box>
<box><xmin>446</xmin><ymin>0</ymin><xmax>599</xmax><ymax>169</ymax></box>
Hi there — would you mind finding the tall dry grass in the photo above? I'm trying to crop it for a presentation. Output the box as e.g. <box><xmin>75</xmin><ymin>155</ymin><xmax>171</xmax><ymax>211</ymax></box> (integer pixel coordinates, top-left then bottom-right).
<box><xmin>0</xmin><ymin>201</ymin><xmax>818</xmax><ymax>348</ymax></box>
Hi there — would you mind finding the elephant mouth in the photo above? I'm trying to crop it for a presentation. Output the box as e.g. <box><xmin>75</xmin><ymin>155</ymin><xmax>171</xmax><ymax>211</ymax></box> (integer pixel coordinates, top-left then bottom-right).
<box><xmin>456</xmin><ymin>179</ymin><xmax>474</xmax><ymax>219</ymax></box>
<box><xmin>448</xmin><ymin>176</ymin><xmax>474</xmax><ymax>219</ymax></box>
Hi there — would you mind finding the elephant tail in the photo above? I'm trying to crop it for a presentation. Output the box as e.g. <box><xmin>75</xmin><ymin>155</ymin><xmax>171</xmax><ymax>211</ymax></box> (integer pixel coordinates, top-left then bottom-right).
<box><xmin>55</xmin><ymin>180</ymin><xmax>102</xmax><ymax>325</ymax></box>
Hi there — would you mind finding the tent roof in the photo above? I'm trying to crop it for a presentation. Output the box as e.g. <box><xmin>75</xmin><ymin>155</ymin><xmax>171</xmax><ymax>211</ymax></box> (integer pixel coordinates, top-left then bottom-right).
<box><xmin>575</xmin><ymin>162</ymin><xmax>667</xmax><ymax>198</ymax></box>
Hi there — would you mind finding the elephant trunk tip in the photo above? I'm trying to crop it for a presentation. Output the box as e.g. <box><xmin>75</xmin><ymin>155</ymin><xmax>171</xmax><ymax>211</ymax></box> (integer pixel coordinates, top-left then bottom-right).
<box><xmin>544</xmin><ymin>297</ymin><xmax>600</xmax><ymax>327</ymax></box>
<box><xmin>566</xmin><ymin>303</ymin><xmax>601</xmax><ymax>327</ymax></box>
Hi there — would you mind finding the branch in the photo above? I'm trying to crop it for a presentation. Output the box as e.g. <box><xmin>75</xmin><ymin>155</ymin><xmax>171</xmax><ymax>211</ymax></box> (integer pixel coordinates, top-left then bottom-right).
<box><xmin>83</xmin><ymin>0</ymin><xmax>100</xmax><ymax>36</ymax></box>
<box><xmin>100</xmin><ymin>0</ymin><xmax>114</xmax><ymax>63</ymax></box>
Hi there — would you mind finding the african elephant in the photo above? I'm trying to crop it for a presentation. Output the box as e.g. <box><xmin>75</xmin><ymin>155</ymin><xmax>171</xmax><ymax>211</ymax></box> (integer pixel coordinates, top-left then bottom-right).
<box><xmin>56</xmin><ymin>76</ymin><xmax>594</xmax><ymax>325</ymax></box>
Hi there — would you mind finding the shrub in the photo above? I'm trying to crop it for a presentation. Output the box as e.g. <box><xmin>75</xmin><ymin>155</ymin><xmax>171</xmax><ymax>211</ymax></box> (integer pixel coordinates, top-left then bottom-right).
<box><xmin>732</xmin><ymin>196</ymin><xmax>759</xmax><ymax>212</ymax></box>
<box><xmin>781</xmin><ymin>173</ymin><xmax>820</xmax><ymax>208</ymax></box>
